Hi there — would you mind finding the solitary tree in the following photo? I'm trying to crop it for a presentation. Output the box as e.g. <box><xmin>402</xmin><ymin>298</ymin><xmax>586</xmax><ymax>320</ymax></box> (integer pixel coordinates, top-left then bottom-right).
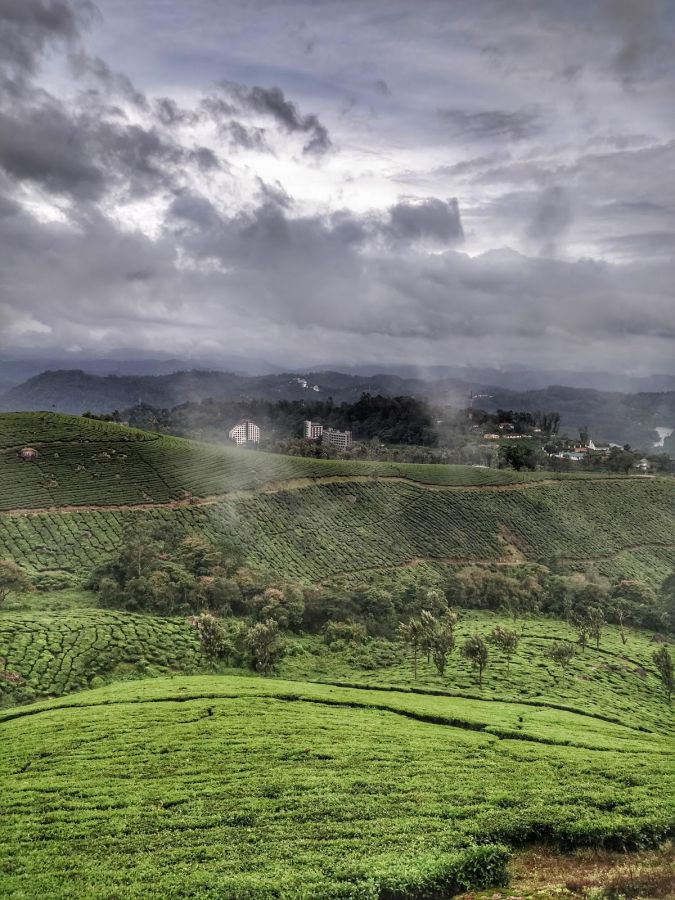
<box><xmin>0</xmin><ymin>561</ymin><xmax>32</xmax><ymax>608</ymax></box>
<box><xmin>614</xmin><ymin>598</ymin><xmax>629</xmax><ymax>646</ymax></box>
<box><xmin>189</xmin><ymin>612</ymin><xmax>233</xmax><ymax>661</ymax></box>
<box><xmin>419</xmin><ymin>610</ymin><xmax>438</xmax><ymax>663</ymax></box>
<box><xmin>431</xmin><ymin>622</ymin><xmax>456</xmax><ymax>677</ymax></box>
<box><xmin>398</xmin><ymin>617</ymin><xmax>424</xmax><ymax>680</ymax></box>
<box><xmin>575</xmin><ymin>615</ymin><xmax>589</xmax><ymax>653</ymax></box>
<box><xmin>548</xmin><ymin>641</ymin><xmax>576</xmax><ymax>681</ymax></box>
<box><xmin>462</xmin><ymin>635</ymin><xmax>489</xmax><ymax>687</ymax></box>
<box><xmin>245</xmin><ymin>619</ymin><xmax>284</xmax><ymax>675</ymax></box>
<box><xmin>488</xmin><ymin>626</ymin><xmax>519</xmax><ymax>675</ymax></box>
<box><xmin>586</xmin><ymin>606</ymin><xmax>605</xmax><ymax>650</ymax></box>
<box><xmin>652</xmin><ymin>646</ymin><xmax>673</xmax><ymax>704</ymax></box>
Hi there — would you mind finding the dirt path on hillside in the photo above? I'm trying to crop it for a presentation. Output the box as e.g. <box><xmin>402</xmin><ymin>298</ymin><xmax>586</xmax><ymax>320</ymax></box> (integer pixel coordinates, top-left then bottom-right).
<box><xmin>318</xmin><ymin>540</ymin><xmax>675</xmax><ymax>582</ymax></box>
<box><xmin>0</xmin><ymin>473</ymin><xmax>643</xmax><ymax>517</ymax></box>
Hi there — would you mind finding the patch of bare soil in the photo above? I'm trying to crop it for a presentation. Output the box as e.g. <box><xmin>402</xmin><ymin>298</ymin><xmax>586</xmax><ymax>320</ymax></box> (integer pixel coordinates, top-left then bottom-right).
<box><xmin>457</xmin><ymin>843</ymin><xmax>674</xmax><ymax>899</ymax></box>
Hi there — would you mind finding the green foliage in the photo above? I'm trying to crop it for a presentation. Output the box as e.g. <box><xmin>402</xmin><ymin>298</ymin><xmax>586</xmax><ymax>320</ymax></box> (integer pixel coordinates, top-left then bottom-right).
<box><xmin>430</xmin><ymin>619</ymin><xmax>455</xmax><ymax>677</ymax></box>
<box><xmin>397</xmin><ymin>617</ymin><xmax>424</xmax><ymax>679</ymax></box>
<box><xmin>188</xmin><ymin>612</ymin><xmax>233</xmax><ymax>661</ymax></box>
<box><xmin>462</xmin><ymin>634</ymin><xmax>489</xmax><ymax>686</ymax></box>
<box><xmin>324</xmin><ymin>620</ymin><xmax>368</xmax><ymax>647</ymax></box>
<box><xmin>0</xmin><ymin>606</ymin><xmax>206</xmax><ymax>705</ymax></box>
<box><xmin>1</xmin><ymin>413</ymin><xmax>673</xmax><ymax>619</ymax></box>
<box><xmin>498</xmin><ymin>439</ymin><xmax>544</xmax><ymax>471</ymax></box>
<box><xmin>0</xmin><ymin>560</ymin><xmax>32</xmax><ymax>607</ymax></box>
<box><xmin>93</xmin><ymin>527</ymin><xmax>242</xmax><ymax>616</ymax></box>
<box><xmin>488</xmin><ymin>625</ymin><xmax>520</xmax><ymax>673</ymax></box>
<box><xmin>1</xmin><ymin>676</ymin><xmax>672</xmax><ymax>898</ymax></box>
<box><xmin>548</xmin><ymin>641</ymin><xmax>576</xmax><ymax>679</ymax></box>
<box><xmin>249</xmin><ymin>584</ymin><xmax>305</xmax><ymax>630</ymax></box>
<box><xmin>652</xmin><ymin>646</ymin><xmax>673</xmax><ymax>703</ymax></box>
<box><xmin>245</xmin><ymin>618</ymin><xmax>284</xmax><ymax>674</ymax></box>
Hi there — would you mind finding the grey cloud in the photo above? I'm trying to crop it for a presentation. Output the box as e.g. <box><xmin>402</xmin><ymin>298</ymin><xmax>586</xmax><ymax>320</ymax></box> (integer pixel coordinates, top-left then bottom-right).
<box><xmin>0</xmin><ymin>0</ymin><xmax>83</xmax><ymax>80</ymax></box>
<box><xmin>526</xmin><ymin>186</ymin><xmax>574</xmax><ymax>257</ymax></box>
<box><xmin>221</xmin><ymin>83</ymin><xmax>331</xmax><ymax>155</ymax></box>
<box><xmin>69</xmin><ymin>51</ymin><xmax>148</xmax><ymax>108</ymax></box>
<box><xmin>605</xmin><ymin>0</ymin><xmax>665</xmax><ymax>84</ymax></box>
<box><xmin>387</xmin><ymin>198</ymin><xmax>464</xmax><ymax>245</ymax></box>
<box><xmin>189</xmin><ymin>146</ymin><xmax>221</xmax><ymax>171</ymax></box>
<box><xmin>440</xmin><ymin>108</ymin><xmax>543</xmax><ymax>142</ymax></box>
<box><xmin>374</xmin><ymin>78</ymin><xmax>391</xmax><ymax>96</ymax></box>
<box><xmin>0</xmin><ymin>104</ymin><xmax>105</xmax><ymax>198</ymax></box>
<box><xmin>153</xmin><ymin>96</ymin><xmax>196</xmax><ymax>126</ymax></box>
<box><xmin>222</xmin><ymin>120</ymin><xmax>268</xmax><ymax>152</ymax></box>
<box><xmin>0</xmin><ymin>93</ymin><xmax>195</xmax><ymax>201</ymax></box>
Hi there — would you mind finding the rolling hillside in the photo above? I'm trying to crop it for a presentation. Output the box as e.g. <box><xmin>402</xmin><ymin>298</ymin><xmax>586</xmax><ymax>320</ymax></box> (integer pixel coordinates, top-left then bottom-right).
<box><xmin>1</xmin><ymin>413</ymin><xmax>674</xmax><ymax>897</ymax></box>
<box><xmin>1</xmin><ymin>412</ymin><xmax>674</xmax><ymax>586</ymax></box>
<box><xmin>1</xmin><ymin>674</ymin><xmax>673</xmax><ymax>898</ymax></box>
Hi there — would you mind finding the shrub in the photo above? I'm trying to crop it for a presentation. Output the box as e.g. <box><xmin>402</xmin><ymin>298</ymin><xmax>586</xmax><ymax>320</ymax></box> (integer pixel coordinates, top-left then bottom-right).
<box><xmin>324</xmin><ymin>621</ymin><xmax>368</xmax><ymax>647</ymax></box>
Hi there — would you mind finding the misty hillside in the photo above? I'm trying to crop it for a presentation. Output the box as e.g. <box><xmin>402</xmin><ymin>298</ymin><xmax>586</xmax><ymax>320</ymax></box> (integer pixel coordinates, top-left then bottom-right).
<box><xmin>2</xmin><ymin>368</ymin><xmax>675</xmax><ymax>448</ymax></box>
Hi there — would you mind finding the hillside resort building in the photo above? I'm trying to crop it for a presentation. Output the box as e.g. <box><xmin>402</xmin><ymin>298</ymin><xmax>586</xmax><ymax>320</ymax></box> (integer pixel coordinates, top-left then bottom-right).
<box><xmin>304</xmin><ymin>420</ymin><xmax>353</xmax><ymax>450</ymax></box>
<box><xmin>229</xmin><ymin>420</ymin><xmax>261</xmax><ymax>445</ymax></box>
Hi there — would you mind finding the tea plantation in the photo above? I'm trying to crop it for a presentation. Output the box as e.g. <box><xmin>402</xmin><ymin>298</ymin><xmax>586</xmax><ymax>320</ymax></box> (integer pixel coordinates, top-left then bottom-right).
<box><xmin>1</xmin><ymin>675</ymin><xmax>673</xmax><ymax>899</ymax></box>
<box><xmin>1</xmin><ymin>412</ymin><xmax>674</xmax><ymax>898</ymax></box>
<box><xmin>2</xmin><ymin>414</ymin><xmax>674</xmax><ymax>586</ymax></box>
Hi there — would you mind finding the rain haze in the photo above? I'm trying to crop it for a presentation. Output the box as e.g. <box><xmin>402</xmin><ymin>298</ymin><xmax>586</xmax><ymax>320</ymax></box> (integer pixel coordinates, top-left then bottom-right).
<box><xmin>1</xmin><ymin>0</ymin><xmax>675</xmax><ymax>375</ymax></box>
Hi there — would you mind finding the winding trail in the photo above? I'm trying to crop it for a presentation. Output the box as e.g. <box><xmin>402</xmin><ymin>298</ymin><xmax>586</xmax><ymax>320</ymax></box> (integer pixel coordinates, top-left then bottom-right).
<box><xmin>0</xmin><ymin>472</ymin><xmax>647</xmax><ymax>517</ymax></box>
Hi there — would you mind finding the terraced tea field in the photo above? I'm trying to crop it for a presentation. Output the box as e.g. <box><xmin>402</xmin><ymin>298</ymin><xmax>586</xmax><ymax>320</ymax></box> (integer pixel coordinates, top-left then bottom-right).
<box><xmin>3</xmin><ymin>475</ymin><xmax>675</xmax><ymax>585</ymax></box>
<box><xmin>0</xmin><ymin>606</ymin><xmax>205</xmax><ymax>705</ymax></box>
<box><xmin>1</xmin><ymin>675</ymin><xmax>672</xmax><ymax>899</ymax></box>
<box><xmin>0</xmin><ymin>411</ymin><xmax>617</xmax><ymax>513</ymax></box>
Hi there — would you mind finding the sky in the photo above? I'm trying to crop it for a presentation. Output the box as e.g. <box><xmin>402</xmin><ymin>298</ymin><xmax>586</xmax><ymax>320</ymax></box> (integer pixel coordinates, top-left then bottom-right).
<box><xmin>0</xmin><ymin>0</ymin><xmax>674</xmax><ymax>374</ymax></box>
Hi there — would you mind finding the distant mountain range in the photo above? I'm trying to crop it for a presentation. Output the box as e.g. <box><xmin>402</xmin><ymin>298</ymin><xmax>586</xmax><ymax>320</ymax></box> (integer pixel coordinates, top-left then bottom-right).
<box><xmin>2</xmin><ymin>367</ymin><xmax>675</xmax><ymax>450</ymax></box>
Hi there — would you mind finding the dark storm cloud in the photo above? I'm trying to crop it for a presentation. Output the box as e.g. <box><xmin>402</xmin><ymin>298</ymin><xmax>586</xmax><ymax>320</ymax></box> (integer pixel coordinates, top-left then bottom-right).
<box><xmin>1</xmin><ymin>0</ymin><xmax>674</xmax><ymax>373</ymax></box>
<box><xmin>0</xmin><ymin>104</ymin><xmax>105</xmax><ymax>198</ymax></box>
<box><xmin>387</xmin><ymin>198</ymin><xmax>464</xmax><ymax>245</ymax></box>
<box><xmin>153</xmin><ymin>97</ymin><xmax>196</xmax><ymax>126</ymax></box>
<box><xmin>219</xmin><ymin>83</ymin><xmax>331</xmax><ymax>155</ymax></box>
<box><xmin>222</xmin><ymin>121</ymin><xmax>268</xmax><ymax>152</ymax></box>
<box><xmin>0</xmin><ymin>95</ymin><xmax>190</xmax><ymax>200</ymax></box>
<box><xmin>440</xmin><ymin>108</ymin><xmax>543</xmax><ymax>142</ymax></box>
<box><xmin>0</xmin><ymin>0</ymin><xmax>84</xmax><ymax>80</ymax></box>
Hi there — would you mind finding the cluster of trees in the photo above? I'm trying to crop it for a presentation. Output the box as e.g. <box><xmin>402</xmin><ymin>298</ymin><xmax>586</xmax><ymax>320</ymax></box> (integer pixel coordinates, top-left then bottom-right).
<box><xmin>119</xmin><ymin>393</ymin><xmax>439</xmax><ymax>447</ymax></box>
<box><xmin>80</xmin><ymin>525</ymin><xmax>674</xmax><ymax>689</ymax></box>
<box><xmin>472</xmin><ymin>408</ymin><xmax>560</xmax><ymax>435</ymax></box>
<box><xmin>396</xmin><ymin>608</ymin><xmax>673</xmax><ymax>702</ymax></box>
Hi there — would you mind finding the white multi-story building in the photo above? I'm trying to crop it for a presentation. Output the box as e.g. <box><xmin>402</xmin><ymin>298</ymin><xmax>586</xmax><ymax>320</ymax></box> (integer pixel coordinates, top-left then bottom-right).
<box><xmin>323</xmin><ymin>427</ymin><xmax>352</xmax><ymax>451</ymax></box>
<box><xmin>229</xmin><ymin>420</ymin><xmax>260</xmax><ymax>445</ymax></box>
<box><xmin>304</xmin><ymin>420</ymin><xmax>352</xmax><ymax>450</ymax></box>
<box><xmin>304</xmin><ymin>420</ymin><xmax>324</xmax><ymax>440</ymax></box>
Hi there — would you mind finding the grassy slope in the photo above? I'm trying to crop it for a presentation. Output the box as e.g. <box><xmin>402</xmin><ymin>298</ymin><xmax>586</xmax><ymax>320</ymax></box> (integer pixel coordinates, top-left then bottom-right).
<box><xmin>1</xmin><ymin>414</ymin><xmax>674</xmax><ymax>585</ymax></box>
<box><xmin>1</xmin><ymin>675</ymin><xmax>672</xmax><ymax>899</ymax></box>
<box><xmin>3</xmin><ymin>592</ymin><xmax>673</xmax><ymax>735</ymax></box>
<box><xmin>1</xmin><ymin>413</ymin><xmax>674</xmax><ymax>896</ymax></box>
<box><xmin>0</xmin><ymin>411</ymin><xmax>618</xmax><ymax>512</ymax></box>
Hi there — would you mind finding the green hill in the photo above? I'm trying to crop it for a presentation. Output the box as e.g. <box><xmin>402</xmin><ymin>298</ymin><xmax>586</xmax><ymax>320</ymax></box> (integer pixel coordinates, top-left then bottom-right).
<box><xmin>1</xmin><ymin>413</ymin><xmax>674</xmax><ymax>897</ymax></box>
<box><xmin>1</xmin><ymin>675</ymin><xmax>673</xmax><ymax>899</ymax></box>
<box><xmin>1</xmin><ymin>413</ymin><xmax>674</xmax><ymax>587</ymax></box>
<box><xmin>0</xmin><ymin>677</ymin><xmax>675</xmax><ymax>898</ymax></box>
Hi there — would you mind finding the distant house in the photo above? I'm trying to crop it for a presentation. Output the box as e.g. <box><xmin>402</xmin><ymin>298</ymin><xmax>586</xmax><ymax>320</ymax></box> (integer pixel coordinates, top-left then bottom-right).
<box><xmin>19</xmin><ymin>447</ymin><xmax>39</xmax><ymax>461</ymax></box>
<box><xmin>229</xmin><ymin>421</ymin><xmax>260</xmax><ymax>445</ymax></box>
<box><xmin>636</xmin><ymin>458</ymin><xmax>652</xmax><ymax>472</ymax></box>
